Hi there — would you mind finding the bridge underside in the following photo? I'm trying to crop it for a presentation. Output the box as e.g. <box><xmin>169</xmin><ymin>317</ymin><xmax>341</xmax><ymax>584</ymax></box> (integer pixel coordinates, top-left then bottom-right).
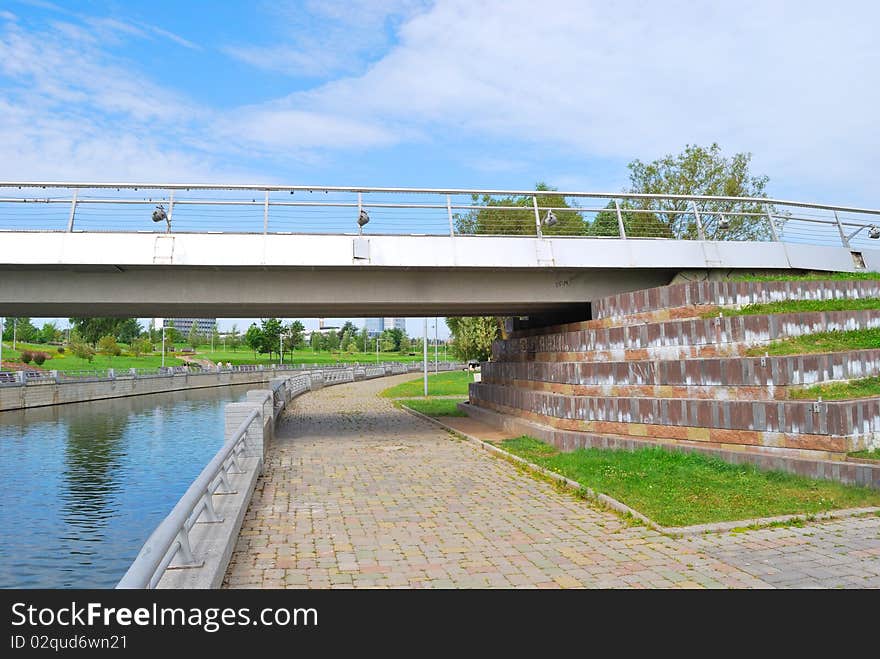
<box><xmin>1</xmin><ymin>232</ymin><xmax>877</xmax><ymax>317</ymax></box>
<box><xmin>0</xmin><ymin>266</ymin><xmax>673</xmax><ymax>317</ymax></box>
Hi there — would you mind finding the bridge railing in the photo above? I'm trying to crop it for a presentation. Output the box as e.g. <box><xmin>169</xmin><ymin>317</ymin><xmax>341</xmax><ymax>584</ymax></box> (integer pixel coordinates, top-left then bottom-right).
<box><xmin>2</xmin><ymin>182</ymin><xmax>879</xmax><ymax>251</ymax></box>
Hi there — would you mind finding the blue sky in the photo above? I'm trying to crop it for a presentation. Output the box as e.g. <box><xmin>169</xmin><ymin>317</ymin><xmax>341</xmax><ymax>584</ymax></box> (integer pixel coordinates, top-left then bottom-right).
<box><xmin>2</xmin><ymin>0</ymin><xmax>879</xmax><ymax>337</ymax></box>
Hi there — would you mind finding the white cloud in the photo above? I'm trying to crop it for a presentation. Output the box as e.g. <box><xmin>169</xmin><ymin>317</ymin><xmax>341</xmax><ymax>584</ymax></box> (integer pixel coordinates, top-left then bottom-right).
<box><xmin>281</xmin><ymin>0</ymin><xmax>880</xmax><ymax>200</ymax></box>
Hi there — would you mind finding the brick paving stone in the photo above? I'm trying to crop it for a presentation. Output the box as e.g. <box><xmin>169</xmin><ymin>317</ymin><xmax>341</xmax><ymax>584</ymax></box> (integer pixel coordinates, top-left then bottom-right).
<box><xmin>223</xmin><ymin>375</ymin><xmax>878</xmax><ymax>589</ymax></box>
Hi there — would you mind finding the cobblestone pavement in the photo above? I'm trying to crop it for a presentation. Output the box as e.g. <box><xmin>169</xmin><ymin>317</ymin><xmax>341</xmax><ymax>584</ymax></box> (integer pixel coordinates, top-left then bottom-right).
<box><xmin>223</xmin><ymin>376</ymin><xmax>880</xmax><ymax>589</ymax></box>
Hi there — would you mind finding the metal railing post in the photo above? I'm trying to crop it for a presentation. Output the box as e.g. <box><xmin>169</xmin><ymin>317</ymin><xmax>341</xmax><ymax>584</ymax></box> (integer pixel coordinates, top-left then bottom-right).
<box><xmin>533</xmin><ymin>195</ymin><xmax>542</xmax><ymax>238</ymax></box>
<box><xmin>614</xmin><ymin>199</ymin><xmax>626</xmax><ymax>239</ymax></box>
<box><xmin>263</xmin><ymin>190</ymin><xmax>269</xmax><ymax>235</ymax></box>
<box><xmin>446</xmin><ymin>194</ymin><xmax>455</xmax><ymax>237</ymax></box>
<box><xmin>66</xmin><ymin>190</ymin><xmax>77</xmax><ymax>232</ymax></box>
<box><xmin>834</xmin><ymin>211</ymin><xmax>850</xmax><ymax>248</ymax></box>
<box><xmin>691</xmin><ymin>200</ymin><xmax>706</xmax><ymax>240</ymax></box>
<box><xmin>166</xmin><ymin>190</ymin><xmax>174</xmax><ymax>234</ymax></box>
<box><xmin>766</xmin><ymin>204</ymin><xmax>780</xmax><ymax>241</ymax></box>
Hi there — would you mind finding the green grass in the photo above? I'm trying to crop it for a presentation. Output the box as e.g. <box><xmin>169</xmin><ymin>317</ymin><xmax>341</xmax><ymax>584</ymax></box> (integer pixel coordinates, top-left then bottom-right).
<box><xmin>790</xmin><ymin>376</ymin><xmax>880</xmax><ymax>400</ymax></box>
<box><xmin>745</xmin><ymin>327</ymin><xmax>880</xmax><ymax>357</ymax></box>
<box><xmin>380</xmin><ymin>370</ymin><xmax>473</xmax><ymax>398</ymax></box>
<box><xmin>847</xmin><ymin>448</ymin><xmax>880</xmax><ymax>460</ymax></box>
<box><xmin>848</xmin><ymin>449</ymin><xmax>880</xmax><ymax>461</ymax></box>
<box><xmin>732</xmin><ymin>271</ymin><xmax>880</xmax><ymax>282</ymax></box>
<box><xmin>0</xmin><ymin>341</ymin><xmax>184</xmax><ymax>371</ymax></box>
<box><xmin>399</xmin><ymin>398</ymin><xmax>468</xmax><ymax>417</ymax></box>
<box><xmin>498</xmin><ymin>436</ymin><xmax>880</xmax><ymax>527</ymax></box>
<box><xmin>708</xmin><ymin>298</ymin><xmax>880</xmax><ymax>318</ymax></box>
<box><xmin>195</xmin><ymin>348</ymin><xmax>436</xmax><ymax>366</ymax></box>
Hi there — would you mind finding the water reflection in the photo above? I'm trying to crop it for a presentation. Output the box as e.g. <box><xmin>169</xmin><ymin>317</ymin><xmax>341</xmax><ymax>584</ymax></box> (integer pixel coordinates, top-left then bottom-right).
<box><xmin>0</xmin><ymin>385</ymin><xmax>253</xmax><ymax>588</ymax></box>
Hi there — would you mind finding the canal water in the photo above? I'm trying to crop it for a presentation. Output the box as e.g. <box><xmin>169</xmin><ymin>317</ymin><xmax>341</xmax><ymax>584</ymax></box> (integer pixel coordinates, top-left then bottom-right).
<box><xmin>0</xmin><ymin>384</ymin><xmax>256</xmax><ymax>588</ymax></box>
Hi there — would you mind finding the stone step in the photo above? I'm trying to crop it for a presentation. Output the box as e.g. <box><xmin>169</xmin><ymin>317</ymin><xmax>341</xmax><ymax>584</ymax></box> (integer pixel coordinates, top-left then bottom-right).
<box><xmin>482</xmin><ymin>349</ymin><xmax>880</xmax><ymax>391</ymax></box>
<box><xmin>509</xmin><ymin>278</ymin><xmax>880</xmax><ymax>337</ymax></box>
<box><xmin>469</xmin><ymin>382</ymin><xmax>880</xmax><ymax>453</ymax></box>
<box><xmin>494</xmin><ymin>309</ymin><xmax>880</xmax><ymax>362</ymax></box>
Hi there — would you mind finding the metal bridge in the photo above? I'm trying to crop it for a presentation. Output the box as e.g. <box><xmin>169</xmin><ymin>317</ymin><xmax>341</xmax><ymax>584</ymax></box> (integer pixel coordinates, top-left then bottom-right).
<box><xmin>1</xmin><ymin>182</ymin><xmax>879</xmax><ymax>317</ymax></box>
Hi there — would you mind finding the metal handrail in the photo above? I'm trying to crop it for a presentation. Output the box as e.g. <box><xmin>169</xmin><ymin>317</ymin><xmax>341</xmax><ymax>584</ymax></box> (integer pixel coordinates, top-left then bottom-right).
<box><xmin>116</xmin><ymin>408</ymin><xmax>259</xmax><ymax>589</ymax></box>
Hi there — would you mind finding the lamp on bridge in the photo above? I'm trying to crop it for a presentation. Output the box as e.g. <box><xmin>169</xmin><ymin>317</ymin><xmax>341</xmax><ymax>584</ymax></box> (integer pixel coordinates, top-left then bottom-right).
<box><xmin>542</xmin><ymin>209</ymin><xmax>558</xmax><ymax>228</ymax></box>
<box><xmin>357</xmin><ymin>208</ymin><xmax>370</xmax><ymax>234</ymax></box>
<box><xmin>152</xmin><ymin>204</ymin><xmax>171</xmax><ymax>232</ymax></box>
<box><xmin>718</xmin><ymin>214</ymin><xmax>731</xmax><ymax>230</ymax></box>
<box><xmin>870</xmin><ymin>225</ymin><xmax>880</xmax><ymax>240</ymax></box>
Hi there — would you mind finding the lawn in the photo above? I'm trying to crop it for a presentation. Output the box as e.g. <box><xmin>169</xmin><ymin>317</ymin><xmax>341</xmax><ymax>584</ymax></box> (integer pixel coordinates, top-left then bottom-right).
<box><xmin>849</xmin><ymin>449</ymin><xmax>880</xmax><ymax>461</ymax></box>
<box><xmin>498</xmin><ymin>436</ymin><xmax>880</xmax><ymax>527</ymax></box>
<box><xmin>744</xmin><ymin>327</ymin><xmax>880</xmax><ymax>357</ymax></box>
<box><xmin>732</xmin><ymin>271</ymin><xmax>880</xmax><ymax>282</ymax></box>
<box><xmin>381</xmin><ymin>370</ymin><xmax>474</xmax><ymax>397</ymax></box>
<box><xmin>0</xmin><ymin>341</ymin><xmax>184</xmax><ymax>371</ymax></box>
<box><xmin>398</xmin><ymin>398</ymin><xmax>468</xmax><ymax>417</ymax></box>
<box><xmin>790</xmin><ymin>376</ymin><xmax>880</xmax><ymax>400</ymax></box>
<box><xmin>708</xmin><ymin>298</ymin><xmax>880</xmax><ymax>317</ymax></box>
<box><xmin>195</xmin><ymin>348</ymin><xmax>437</xmax><ymax>367</ymax></box>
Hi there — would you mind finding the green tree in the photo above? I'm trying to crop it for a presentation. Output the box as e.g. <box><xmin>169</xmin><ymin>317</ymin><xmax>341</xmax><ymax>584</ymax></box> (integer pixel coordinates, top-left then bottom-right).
<box><xmin>229</xmin><ymin>324</ymin><xmax>240</xmax><ymax>352</ymax></box>
<box><xmin>309</xmin><ymin>331</ymin><xmax>323</xmax><ymax>352</ymax></box>
<box><xmin>69</xmin><ymin>318</ymin><xmax>122</xmax><ymax>345</ymax></box>
<box><xmin>399</xmin><ymin>335</ymin><xmax>412</xmax><ymax>354</ymax></box>
<box><xmin>260</xmin><ymin>318</ymin><xmax>283</xmax><ymax>358</ymax></box>
<box><xmin>285</xmin><ymin>320</ymin><xmax>306</xmax><ymax>350</ymax></box>
<box><xmin>96</xmin><ymin>334</ymin><xmax>121</xmax><ymax>362</ymax></box>
<box><xmin>338</xmin><ymin>321</ymin><xmax>358</xmax><ymax>338</ymax></box>
<box><xmin>3</xmin><ymin>318</ymin><xmax>38</xmax><ymax>343</ymax></box>
<box><xmin>70</xmin><ymin>338</ymin><xmax>95</xmax><ymax>363</ymax></box>
<box><xmin>38</xmin><ymin>322</ymin><xmax>59</xmax><ymax>344</ymax></box>
<box><xmin>446</xmin><ymin>317</ymin><xmax>499</xmax><ymax>361</ymax></box>
<box><xmin>590</xmin><ymin>143</ymin><xmax>772</xmax><ymax>240</ymax></box>
<box><xmin>130</xmin><ymin>337</ymin><xmax>152</xmax><ymax>357</ymax></box>
<box><xmin>455</xmin><ymin>182</ymin><xmax>586</xmax><ymax>236</ymax></box>
<box><xmin>358</xmin><ymin>327</ymin><xmax>370</xmax><ymax>352</ymax></box>
<box><xmin>325</xmin><ymin>329</ymin><xmax>339</xmax><ymax>351</ymax></box>
<box><xmin>116</xmin><ymin>318</ymin><xmax>142</xmax><ymax>344</ymax></box>
<box><xmin>381</xmin><ymin>327</ymin><xmax>405</xmax><ymax>351</ymax></box>
<box><xmin>211</xmin><ymin>325</ymin><xmax>220</xmax><ymax>352</ymax></box>
<box><xmin>245</xmin><ymin>323</ymin><xmax>263</xmax><ymax>358</ymax></box>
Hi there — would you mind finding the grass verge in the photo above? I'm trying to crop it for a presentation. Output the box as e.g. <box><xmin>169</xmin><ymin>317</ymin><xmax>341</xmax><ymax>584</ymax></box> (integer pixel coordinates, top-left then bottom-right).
<box><xmin>744</xmin><ymin>327</ymin><xmax>880</xmax><ymax>357</ymax></box>
<box><xmin>706</xmin><ymin>298</ymin><xmax>880</xmax><ymax>318</ymax></box>
<box><xmin>790</xmin><ymin>376</ymin><xmax>880</xmax><ymax>400</ymax></box>
<box><xmin>381</xmin><ymin>370</ymin><xmax>473</xmax><ymax>397</ymax></box>
<box><xmin>732</xmin><ymin>271</ymin><xmax>880</xmax><ymax>282</ymax></box>
<box><xmin>848</xmin><ymin>449</ymin><xmax>880</xmax><ymax>461</ymax></box>
<box><xmin>498</xmin><ymin>436</ymin><xmax>880</xmax><ymax>527</ymax></box>
<box><xmin>398</xmin><ymin>398</ymin><xmax>468</xmax><ymax>417</ymax></box>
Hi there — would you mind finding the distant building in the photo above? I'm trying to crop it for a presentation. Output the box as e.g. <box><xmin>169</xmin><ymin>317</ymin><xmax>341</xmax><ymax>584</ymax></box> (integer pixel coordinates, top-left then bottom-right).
<box><xmin>365</xmin><ymin>317</ymin><xmax>406</xmax><ymax>337</ymax></box>
<box><xmin>164</xmin><ymin>318</ymin><xmax>216</xmax><ymax>336</ymax></box>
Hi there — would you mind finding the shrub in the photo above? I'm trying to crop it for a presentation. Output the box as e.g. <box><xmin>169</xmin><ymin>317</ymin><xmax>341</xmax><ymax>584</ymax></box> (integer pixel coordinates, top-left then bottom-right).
<box><xmin>20</xmin><ymin>351</ymin><xmax>33</xmax><ymax>364</ymax></box>
<box><xmin>33</xmin><ymin>352</ymin><xmax>48</xmax><ymax>366</ymax></box>
<box><xmin>57</xmin><ymin>346</ymin><xmax>65</xmax><ymax>354</ymax></box>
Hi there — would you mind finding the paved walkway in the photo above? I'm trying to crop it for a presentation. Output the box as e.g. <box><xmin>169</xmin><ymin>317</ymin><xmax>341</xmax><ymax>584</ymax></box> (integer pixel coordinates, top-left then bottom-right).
<box><xmin>223</xmin><ymin>376</ymin><xmax>880</xmax><ymax>589</ymax></box>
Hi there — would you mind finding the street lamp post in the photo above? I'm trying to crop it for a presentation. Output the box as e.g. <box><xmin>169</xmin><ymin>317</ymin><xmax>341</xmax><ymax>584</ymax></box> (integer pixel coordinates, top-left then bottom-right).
<box><xmin>0</xmin><ymin>317</ymin><xmax>4</xmax><ymax>370</ymax></box>
<box><xmin>434</xmin><ymin>318</ymin><xmax>438</xmax><ymax>373</ymax></box>
<box><xmin>376</xmin><ymin>337</ymin><xmax>379</xmax><ymax>364</ymax></box>
<box><xmin>161</xmin><ymin>326</ymin><xmax>166</xmax><ymax>368</ymax></box>
<box><xmin>423</xmin><ymin>317</ymin><xmax>428</xmax><ymax>396</ymax></box>
<box><xmin>280</xmin><ymin>332</ymin><xmax>284</xmax><ymax>366</ymax></box>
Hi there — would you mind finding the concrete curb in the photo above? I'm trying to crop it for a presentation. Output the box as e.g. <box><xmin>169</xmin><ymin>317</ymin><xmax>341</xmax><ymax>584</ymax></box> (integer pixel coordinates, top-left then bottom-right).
<box><xmin>399</xmin><ymin>404</ymin><xmax>880</xmax><ymax>537</ymax></box>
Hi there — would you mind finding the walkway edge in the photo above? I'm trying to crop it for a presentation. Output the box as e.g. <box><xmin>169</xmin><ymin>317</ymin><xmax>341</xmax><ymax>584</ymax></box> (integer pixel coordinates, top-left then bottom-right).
<box><xmin>399</xmin><ymin>404</ymin><xmax>880</xmax><ymax>537</ymax></box>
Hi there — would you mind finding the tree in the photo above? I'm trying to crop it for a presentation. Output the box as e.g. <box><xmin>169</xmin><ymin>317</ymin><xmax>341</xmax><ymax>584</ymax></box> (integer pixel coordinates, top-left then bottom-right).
<box><xmin>455</xmin><ymin>182</ymin><xmax>587</xmax><ymax>236</ymax></box>
<box><xmin>69</xmin><ymin>338</ymin><xmax>95</xmax><ymax>362</ymax></box>
<box><xmin>3</xmin><ymin>318</ymin><xmax>38</xmax><ymax>343</ymax></box>
<box><xmin>96</xmin><ymin>334</ymin><xmax>121</xmax><ymax>362</ymax></box>
<box><xmin>245</xmin><ymin>323</ymin><xmax>263</xmax><ymax>358</ymax></box>
<box><xmin>309</xmin><ymin>331</ymin><xmax>323</xmax><ymax>352</ymax></box>
<box><xmin>590</xmin><ymin>144</ymin><xmax>772</xmax><ymax>240</ymax></box>
<box><xmin>38</xmin><ymin>322</ymin><xmax>59</xmax><ymax>344</ymax></box>
<box><xmin>381</xmin><ymin>327</ymin><xmax>405</xmax><ymax>352</ymax></box>
<box><xmin>358</xmin><ymin>327</ymin><xmax>370</xmax><ymax>352</ymax></box>
<box><xmin>399</xmin><ymin>335</ymin><xmax>412</xmax><ymax>354</ymax></box>
<box><xmin>285</xmin><ymin>321</ymin><xmax>306</xmax><ymax>351</ymax></box>
<box><xmin>339</xmin><ymin>321</ymin><xmax>358</xmax><ymax>338</ymax></box>
<box><xmin>229</xmin><ymin>324</ymin><xmax>240</xmax><ymax>352</ymax></box>
<box><xmin>260</xmin><ymin>318</ymin><xmax>283</xmax><ymax>358</ymax></box>
<box><xmin>187</xmin><ymin>324</ymin><xmax>201</xmax><ymax>350</ymax></box>
<box><xmin>446</xmin><ymin>317</ymin><xmax>499</xmax><ymax>361</ymax></box>
<box><xmin>116</xmin><ymin>318</ymin><xmax>142</xmax><ymax>344</ymax></box>
<box><xmin>69</xmin><ymin>318</ymin><xmax>121</xmax><ymax>345</ymax></box>
<box><xmin>211</xmin><ymin>325</ymin><xmax>220</xmax><ymax>352</ymax></box>
<box><xmin>130</xmin><ymin>337</ymin><xmax>152</xmax><ymax>357</ymax></box>
<box><xmin>325</xmin><ymin>329</ymin><xmax>339</xmax><ymax>352</ymax></box>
